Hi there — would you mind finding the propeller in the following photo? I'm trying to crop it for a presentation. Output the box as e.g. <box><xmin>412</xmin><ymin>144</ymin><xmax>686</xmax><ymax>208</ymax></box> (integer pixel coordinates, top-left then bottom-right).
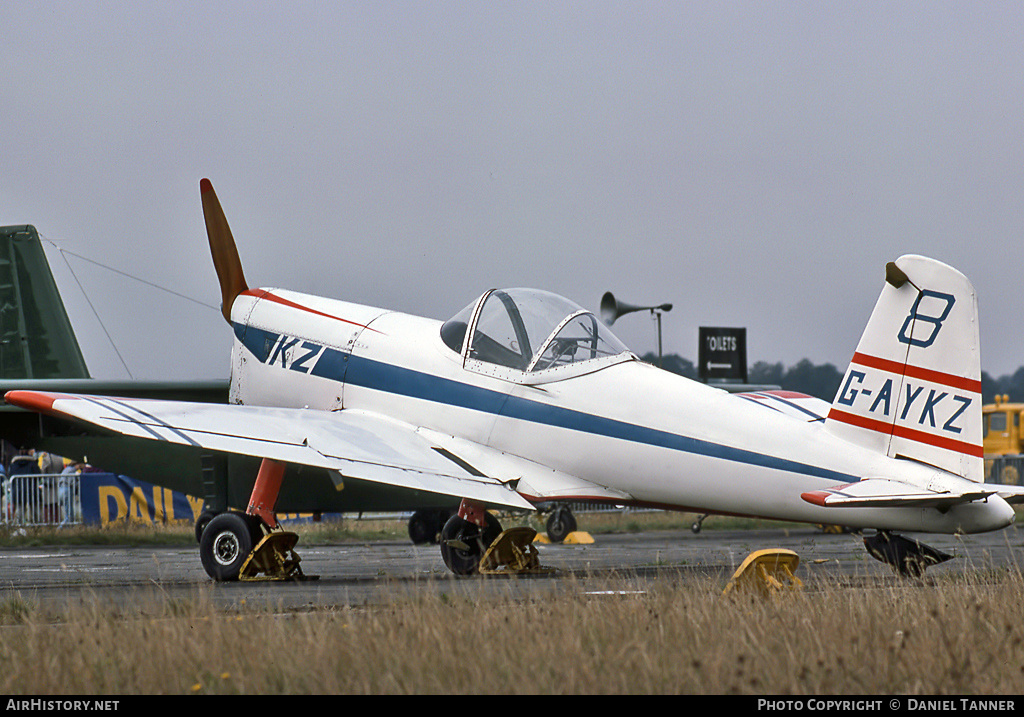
<box><xmin>200</xmin><ymin>178</ymin><xmax>248</xmax><ymax>323</ymax></box>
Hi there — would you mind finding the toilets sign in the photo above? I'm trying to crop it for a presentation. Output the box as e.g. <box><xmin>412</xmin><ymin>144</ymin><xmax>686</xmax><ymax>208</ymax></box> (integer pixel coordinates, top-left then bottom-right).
<box><xmin>699</xmin><ymin>327</ymin><xmax>747</xmax><ymax>382</ymax></box>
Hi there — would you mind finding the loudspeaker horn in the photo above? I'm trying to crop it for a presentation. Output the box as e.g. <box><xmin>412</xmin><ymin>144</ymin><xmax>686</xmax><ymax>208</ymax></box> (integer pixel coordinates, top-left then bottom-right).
<box><xmin>600</xmin><ymin>292</ymin><xmax>672</xmax><ymax>325</ymax></box>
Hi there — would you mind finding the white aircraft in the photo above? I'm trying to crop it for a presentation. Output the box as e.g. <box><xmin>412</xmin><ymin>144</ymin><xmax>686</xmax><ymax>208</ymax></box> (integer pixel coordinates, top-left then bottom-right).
<box><xmin>7</xmin><ymin>180</ymin><xmax>1023</xmax><ymax>580</ymax></box>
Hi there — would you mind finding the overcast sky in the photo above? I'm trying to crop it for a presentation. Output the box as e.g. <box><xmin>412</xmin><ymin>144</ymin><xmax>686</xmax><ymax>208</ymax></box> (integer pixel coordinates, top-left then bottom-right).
<box><xmin>3</xmin><ymin>2</ymin><xmax>1022</xmax><ymax>381</ymax></box>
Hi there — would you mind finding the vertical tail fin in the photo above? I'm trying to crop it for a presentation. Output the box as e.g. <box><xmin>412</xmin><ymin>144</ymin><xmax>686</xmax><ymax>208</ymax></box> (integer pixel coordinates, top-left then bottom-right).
<box><xmin>0</xmin><ymin>225</ymin><xmax>89</xmax><ymax>379</ymax></box>
<box><xmin>826</xmin><ymin>255</ymin><xmax>983</xmax><ymax>481</ymax></box>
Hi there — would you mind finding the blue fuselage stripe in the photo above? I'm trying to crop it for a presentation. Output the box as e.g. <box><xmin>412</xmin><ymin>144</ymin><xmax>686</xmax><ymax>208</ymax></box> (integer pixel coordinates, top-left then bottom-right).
<box><xmin>234</xmin><ymin>323</ymin><xmax>855</xmax><ymax>483</ymax></box>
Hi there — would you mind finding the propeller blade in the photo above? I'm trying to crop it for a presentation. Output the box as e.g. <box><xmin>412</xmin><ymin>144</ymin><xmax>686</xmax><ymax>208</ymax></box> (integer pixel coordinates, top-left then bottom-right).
<box><xmin>200</xmin><ymin>178</ymin><xmax>248</xmax><ymax>323</ymax></box>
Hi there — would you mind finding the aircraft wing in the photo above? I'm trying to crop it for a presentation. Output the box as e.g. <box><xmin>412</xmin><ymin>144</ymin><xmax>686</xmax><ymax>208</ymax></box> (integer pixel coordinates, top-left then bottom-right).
<box><xmin>3</xmin><ymin>390</ymin><xmax>534</xmax><ymax>512</ymax></box>
<box><xmin>801</xmin><ymin>477</ymin><xmax>998</xmax><ymax>509</ymax></box>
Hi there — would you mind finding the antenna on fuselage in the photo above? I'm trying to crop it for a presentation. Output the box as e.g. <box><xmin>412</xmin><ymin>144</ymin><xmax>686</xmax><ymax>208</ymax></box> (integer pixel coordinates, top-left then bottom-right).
<box><xmin>200</xmin><ymin>178</ymin><xmax>248</xmax><ymax>324</ymax></box>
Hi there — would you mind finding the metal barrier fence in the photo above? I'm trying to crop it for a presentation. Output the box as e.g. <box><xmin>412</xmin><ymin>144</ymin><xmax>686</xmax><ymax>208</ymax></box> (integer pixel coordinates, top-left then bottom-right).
<box><xmin>2</xmin><ymin>473</ymin><xmax>82</xmax><ymax>528</ymax></box>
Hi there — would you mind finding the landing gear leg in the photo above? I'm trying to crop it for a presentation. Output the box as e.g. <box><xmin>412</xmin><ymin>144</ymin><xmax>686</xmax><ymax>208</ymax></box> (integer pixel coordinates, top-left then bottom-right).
<box><xmin>691</xmin><ymin>514</ymin><xmax>708</xmax><ymax>534</ymax></box>
<box><xmin>440</xmin><ymin>499</ymin><xmax>502</xmax><ymax>575</ymax></box>
<box><xmin>863</xmin><ymin>531</ymin><xmax>953</xmax><ymax>578</ymax></box>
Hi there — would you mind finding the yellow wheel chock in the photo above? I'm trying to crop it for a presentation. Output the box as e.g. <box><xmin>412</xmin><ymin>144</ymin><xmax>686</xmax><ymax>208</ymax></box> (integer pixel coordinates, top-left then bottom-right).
<box><xmin>532</xmin><ymin>531</ymin><xmax>594</xmax><ymax>544</ymax></box>
<box><xmin>563</xmin><ymin>531</ymin><xmax>594</xmax><ymax>544</ymax></box>
<box><xmin>722</xmin><ymin>549</ymin><xmax>802</xmax><ymax>597</ymax></box>
<box><xmin>479</xmin><ymin>527</ymin><xmax>554</xmax><ymax>575</ymax></box>
<box><xmin>239</xmin><ymin>531</ymin><xmax>318</xmax><ymax>581</ymax></box>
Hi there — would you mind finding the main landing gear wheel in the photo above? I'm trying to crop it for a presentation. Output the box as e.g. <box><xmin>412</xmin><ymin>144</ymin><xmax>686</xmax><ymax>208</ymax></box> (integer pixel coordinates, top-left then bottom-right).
<box><xmin>199</xmin><ymin>511</ymin><xmax>264</xmax><ymax>581</ymax></box>
<box><xmin>408</xmin><ymin>508</ymin><xmax>454</xmax><ymax>545</ymax></box>
<box><xmin>440</xmin><ymin>511</ymin><xmax>502</xmax><ymax>575</ymax></box>
<box><xmin>546</xmin><ymin>506</ymin><xmax>577</xmax><ymax>543</ymax></box>
<box><xmin>194</xmin><ymin>509</ymin><xmax>217</xmax><ymax>543</ymax></box>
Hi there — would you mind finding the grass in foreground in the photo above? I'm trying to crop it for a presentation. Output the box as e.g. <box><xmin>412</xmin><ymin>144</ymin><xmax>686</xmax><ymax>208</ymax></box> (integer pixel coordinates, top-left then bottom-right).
<box><xmin>1</xmin><ymin>569</ymin><xmax>1023</xmax><ymax>694</ymax></box>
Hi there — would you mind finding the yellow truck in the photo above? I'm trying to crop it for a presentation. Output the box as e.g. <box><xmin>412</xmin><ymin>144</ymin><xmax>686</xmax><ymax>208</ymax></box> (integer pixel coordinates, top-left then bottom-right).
<box><xmin>984</xmin><ymin>395</ymin><xmax>1024</xmax><ymax>484</ymax></box>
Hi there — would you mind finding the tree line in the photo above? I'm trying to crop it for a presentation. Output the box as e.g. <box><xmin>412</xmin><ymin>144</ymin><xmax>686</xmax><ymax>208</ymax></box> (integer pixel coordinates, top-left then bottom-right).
<box><xmin>640</xmin><ymin>352</ymin><xmax>1024</xmax><ymax>405</ymax></box>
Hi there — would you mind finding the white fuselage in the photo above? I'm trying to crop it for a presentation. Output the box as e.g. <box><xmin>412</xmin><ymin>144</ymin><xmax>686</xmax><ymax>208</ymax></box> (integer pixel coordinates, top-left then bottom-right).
<box><xmin>227</xmin><ymin>288</ymin><xmax>1014</xmax><ymax>535</ymax></box>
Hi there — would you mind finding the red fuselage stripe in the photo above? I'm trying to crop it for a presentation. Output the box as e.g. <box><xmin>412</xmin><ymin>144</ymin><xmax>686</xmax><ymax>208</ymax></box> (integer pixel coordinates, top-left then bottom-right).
<box><xmin>850</xmin><ymin>352</ymin><xmax>981</xmax><ymax>393</ymax></box>
<box><xmin>827</xmin><ymin>407</ymin><xmax>983</xmax><ymax>458</ymax></box>
<box><xmin>242</xmin><ymin>289</ymin><xmax>383</xmax><ymax>334</ymax></box>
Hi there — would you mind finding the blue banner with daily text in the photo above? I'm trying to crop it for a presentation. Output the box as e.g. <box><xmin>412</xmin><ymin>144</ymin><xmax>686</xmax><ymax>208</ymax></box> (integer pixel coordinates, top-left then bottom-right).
<box><xmin>76</xmin><ymin>473</ymin><xmax>332</xmax><ymax>526</ymax></box>
<box><xmin>79</xmin><ymin>473</ymin><xmax>202</xmax><ymax>526</ymax></box>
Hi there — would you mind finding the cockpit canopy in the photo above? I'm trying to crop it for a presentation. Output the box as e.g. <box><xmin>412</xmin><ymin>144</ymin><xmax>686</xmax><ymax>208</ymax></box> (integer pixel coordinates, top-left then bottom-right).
<box><xmin>441</xmin><ymin>288</ymin><xmax>631</xmax><ymax>378</ymax></box>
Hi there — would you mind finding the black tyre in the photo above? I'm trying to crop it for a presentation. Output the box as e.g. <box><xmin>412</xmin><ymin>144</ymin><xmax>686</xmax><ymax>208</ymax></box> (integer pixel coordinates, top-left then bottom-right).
<box><xmin>546</xmin><ymin>507</ymin><xmax>577</xmax><ymax>543</ymax></box>
<box><xmin>439</xmin><ymin>512</ymin><xmax>502</xmax><ymax>575</ymax></box>
<box><xmin>200</xmin><ymin>512</ymin><xmax>256</xmax><ymax>581</ymax></box>
<box><xmin>194</xmin><ymin>510</ymin><xmax>218</xmax><ymax>543</ymax></box>
<box><xmin>408</xmin><ymin>509</ymin><xmax>446</xmax><ymax>545</ymax></box>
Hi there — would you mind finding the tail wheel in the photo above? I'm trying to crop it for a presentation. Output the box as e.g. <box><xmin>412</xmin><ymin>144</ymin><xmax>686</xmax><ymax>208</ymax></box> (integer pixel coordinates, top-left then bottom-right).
<box><xmin>199</xmin><ymin>511</ymin><xmax>262</xmax><ymax>581</ymax></box>
<box><xmin>440</xmin><ymin>511</ymin><xmax>502</xmax><ymax>575</ymax></box>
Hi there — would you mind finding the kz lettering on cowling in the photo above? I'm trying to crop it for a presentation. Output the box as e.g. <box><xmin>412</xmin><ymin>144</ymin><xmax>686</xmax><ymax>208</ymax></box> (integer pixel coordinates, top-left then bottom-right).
<box><xmin>267</xmin><ymin>335</ymin><xmax>326</xmax><ymax>374</ymax></box>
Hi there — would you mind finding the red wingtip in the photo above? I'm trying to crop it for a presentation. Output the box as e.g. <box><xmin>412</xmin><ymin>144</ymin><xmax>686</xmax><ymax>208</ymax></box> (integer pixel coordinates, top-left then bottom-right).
<box><xmin>800</xmin><ymin>491</ymin><xmax>829</xmax><ymax>507</ymax></box>
<box><xmin>4</xmin><ymin>390</ymin><xmax>60</xmax><ymax>414</ymax></box>
<box><xmin>199</xmin><ymin>178</ymin><xmax>214</xmax><ymax>194</ymax></box>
